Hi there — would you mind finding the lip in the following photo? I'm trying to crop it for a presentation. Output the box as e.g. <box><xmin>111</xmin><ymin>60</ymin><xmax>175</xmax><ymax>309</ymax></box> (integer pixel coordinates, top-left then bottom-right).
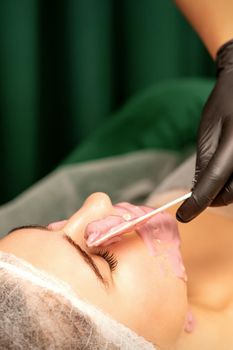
<box><xmin>85</xmin><ymin>202</ymin><xmax>149</xmax><ymax>246</ymax></box>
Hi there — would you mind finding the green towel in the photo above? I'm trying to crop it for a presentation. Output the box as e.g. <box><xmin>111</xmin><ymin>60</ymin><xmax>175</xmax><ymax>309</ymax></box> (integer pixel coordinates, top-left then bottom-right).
<box><xmin>0</xmin><ymin>78</ymin><xmax>214</xmax><ymax>235</ymax></box>
<box><xmin>63</xmin><ymin>78</ymin><xmax>214</xmax><ymax>165</ymax></box>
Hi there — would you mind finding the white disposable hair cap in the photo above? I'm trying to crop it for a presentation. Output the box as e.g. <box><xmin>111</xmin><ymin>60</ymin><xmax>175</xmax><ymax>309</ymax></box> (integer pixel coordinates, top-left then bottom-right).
<box><xmin>0</xmin><ymin>251</ymin><xmax>156</xmax><ymax>349</ymax></box>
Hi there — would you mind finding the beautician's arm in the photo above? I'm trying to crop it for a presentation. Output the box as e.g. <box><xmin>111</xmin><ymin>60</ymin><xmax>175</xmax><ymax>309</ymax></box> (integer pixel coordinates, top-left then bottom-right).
<box><xmin>174</xmin><ymin>1</ymin><xmax>233</xmax><ymax>222</ymax></box>
<box><xmin>175</xmin><ymin>0</ymin><xmax>233</xmax><ymax>58</ymax></box>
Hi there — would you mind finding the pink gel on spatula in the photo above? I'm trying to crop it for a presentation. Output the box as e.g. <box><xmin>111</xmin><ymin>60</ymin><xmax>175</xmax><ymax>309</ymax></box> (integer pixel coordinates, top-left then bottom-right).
<box><xmin>85</xmin><ymin>196</ymin><xmax>190</xmax><ymax>282</ymax></box>
<box><xmin>85</xmin><ymin>192</ymin><xmax>191</xmax><ymax>248</ymax></box>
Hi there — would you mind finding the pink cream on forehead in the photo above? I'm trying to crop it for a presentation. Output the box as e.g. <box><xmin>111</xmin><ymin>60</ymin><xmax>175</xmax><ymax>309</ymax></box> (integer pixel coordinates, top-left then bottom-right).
<box><xmin>85</xmin><ymin>202</ymin><xmax>187</xmax><ymax>282</ymax></box>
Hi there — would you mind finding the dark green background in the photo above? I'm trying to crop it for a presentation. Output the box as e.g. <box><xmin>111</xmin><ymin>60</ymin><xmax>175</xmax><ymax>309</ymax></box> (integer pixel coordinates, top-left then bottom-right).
<box><xmin>0</xmin><ymin>0</ymin><xmax>215</xmax><ymax>204</ymax></box>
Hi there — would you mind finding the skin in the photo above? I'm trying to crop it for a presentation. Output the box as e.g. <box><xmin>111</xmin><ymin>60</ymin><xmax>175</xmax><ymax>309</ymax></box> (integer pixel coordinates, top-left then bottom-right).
<box><xmin>175</xmin><ymin>0</ymin><xmax>233</xmax><ymax>58</ymax></box>
<box><xmin>154</xmin><ymin>190</ymin><xmax>233</xmax><ymax>349</ymax></box>
<box><xmin>0</xmin><ymin>192</ymin><xmax>187</xmax><ymax>350</ymax></box>
<box><xmin>1</xmin><ymin>191</ymin><xmax>233</xmax><ymax>349</ymax></box>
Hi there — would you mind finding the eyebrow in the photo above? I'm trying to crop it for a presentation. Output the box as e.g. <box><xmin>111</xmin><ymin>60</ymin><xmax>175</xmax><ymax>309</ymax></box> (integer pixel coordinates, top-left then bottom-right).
<box><xmin>7</xmin><ymin>224</ymin><xmax>107</xmax><ymax>286</ymax></box>
<box><xmin>63</xmin><ymin>234</ymin><xmax>107</xmax><ymax>286</ymax></box>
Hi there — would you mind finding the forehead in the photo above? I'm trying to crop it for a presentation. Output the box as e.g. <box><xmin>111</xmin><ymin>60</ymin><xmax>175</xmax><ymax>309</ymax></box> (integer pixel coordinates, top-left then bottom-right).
<box><xmin>0</xmin><ymin>228</ymin><xmax>64</xmax><ymax>257</ymax></box>
<box><xmin>0</xmin><ymin>228</ymin><xmax>86</xmax><ymax>274</ymax></box>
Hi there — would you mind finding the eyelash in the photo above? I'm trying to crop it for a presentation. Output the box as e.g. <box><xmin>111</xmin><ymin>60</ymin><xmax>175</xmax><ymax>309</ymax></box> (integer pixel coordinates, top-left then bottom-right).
<box><xmin>96</xmin><ymin>250</ymin><xmax>118</xmax><ymax>271</ymax></box>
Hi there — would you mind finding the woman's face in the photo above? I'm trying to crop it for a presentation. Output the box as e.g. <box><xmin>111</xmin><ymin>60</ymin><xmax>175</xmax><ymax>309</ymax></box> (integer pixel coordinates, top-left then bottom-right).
<box><xmin>0</xmin><ymin>192</ymin><xmax>187</xmax><ymax>349</ymax></box>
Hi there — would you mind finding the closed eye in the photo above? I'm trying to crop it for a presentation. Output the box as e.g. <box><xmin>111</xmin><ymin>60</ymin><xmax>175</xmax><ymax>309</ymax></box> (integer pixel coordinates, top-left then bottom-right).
<box><xmin>96</xmin><ymin>250</ymin><xmax>118</xmax><ymax>271</ymax></box>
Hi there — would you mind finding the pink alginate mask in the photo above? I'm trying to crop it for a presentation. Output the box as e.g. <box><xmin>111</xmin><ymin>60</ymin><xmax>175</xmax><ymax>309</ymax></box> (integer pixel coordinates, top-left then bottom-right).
<box><xmin>85</xmin><ymin>201</ymin><xmax>195</xmax><ymax>333</ymax></box>
<box><xmin>85</xmin><ymin>202</ymin><xmax>187</xmax><ymax>282</ymax></box>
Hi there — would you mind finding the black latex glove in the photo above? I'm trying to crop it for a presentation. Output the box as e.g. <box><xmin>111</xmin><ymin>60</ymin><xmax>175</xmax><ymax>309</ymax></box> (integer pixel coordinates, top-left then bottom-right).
<box><xmin>177</xmin><ymin>38</ymin><xmax>233</xmax><ymax>222</ymax></box>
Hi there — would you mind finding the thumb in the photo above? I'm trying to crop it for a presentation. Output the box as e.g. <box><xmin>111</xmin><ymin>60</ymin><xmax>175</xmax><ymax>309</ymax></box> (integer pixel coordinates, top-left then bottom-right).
<box><xmin>176</xmin><ymin>195</ymin><xmax>202</xmax><ymax>223</ymax></box>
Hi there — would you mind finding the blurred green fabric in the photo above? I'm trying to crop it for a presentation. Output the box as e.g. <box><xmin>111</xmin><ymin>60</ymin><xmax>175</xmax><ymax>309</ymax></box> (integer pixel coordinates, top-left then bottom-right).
<box><xmin>0</xmin><ymin>0</ymin><xmax>215</xmax><ymax>204</ymax></box>
<box><xmin>63</xmin><ymin>79</ymin><xmax>214</xmax><ymax>165</ymax></box>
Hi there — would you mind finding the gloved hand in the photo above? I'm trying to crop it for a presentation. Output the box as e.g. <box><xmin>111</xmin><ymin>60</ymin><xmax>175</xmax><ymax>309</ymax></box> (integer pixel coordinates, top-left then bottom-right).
<box><xmin>177</xmin><ymin>38</ymin><xmax>233</xmax><ymax>222</ymax></box>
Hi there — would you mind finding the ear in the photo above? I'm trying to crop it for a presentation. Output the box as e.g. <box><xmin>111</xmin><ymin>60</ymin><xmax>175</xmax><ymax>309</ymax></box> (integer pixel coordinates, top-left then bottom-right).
<box><xmin>64</xmin><ymin>192</ymin><xmax>115</xmax><ymax>238</ymax></box>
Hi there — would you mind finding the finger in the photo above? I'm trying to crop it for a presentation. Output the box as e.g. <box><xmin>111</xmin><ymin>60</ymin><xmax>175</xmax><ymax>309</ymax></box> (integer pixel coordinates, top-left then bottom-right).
<box><xmin>176</xmin><ymin>194</ymin><xmax>202</xmax><ymax>223</ymax></box>
<box><xmin>193</xmin><ymin>108</ymin><xmax>221</xmax><ymax>188</ymax></box>
<box><xmin>211</xmin><ymin>175</ymin><xmax>233</xmax><ymax>206</ymax></box>
<box><xmin>177</xmin><ymin>131</ymin><xmax>233</xmax><ymax>222</ymax></box>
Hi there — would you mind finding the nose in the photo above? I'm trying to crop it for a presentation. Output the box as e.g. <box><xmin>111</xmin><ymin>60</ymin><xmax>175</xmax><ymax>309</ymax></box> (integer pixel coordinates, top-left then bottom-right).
<box><xmin>64</xmin><ymin>192</ymin><xmax>115</xmax><ymax>241</ymax></box>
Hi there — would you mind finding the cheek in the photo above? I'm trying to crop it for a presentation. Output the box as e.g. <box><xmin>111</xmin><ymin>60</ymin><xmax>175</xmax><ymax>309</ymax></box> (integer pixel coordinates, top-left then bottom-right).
<box><xmin>112</xmin><ymin>251</ymin><xmax>188</xmax><ymax>344</ymax></box>
<box><xmin>115</xmin><ymin>254</ymin><xmax>170</xmax><ymax>314</ymax></box>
